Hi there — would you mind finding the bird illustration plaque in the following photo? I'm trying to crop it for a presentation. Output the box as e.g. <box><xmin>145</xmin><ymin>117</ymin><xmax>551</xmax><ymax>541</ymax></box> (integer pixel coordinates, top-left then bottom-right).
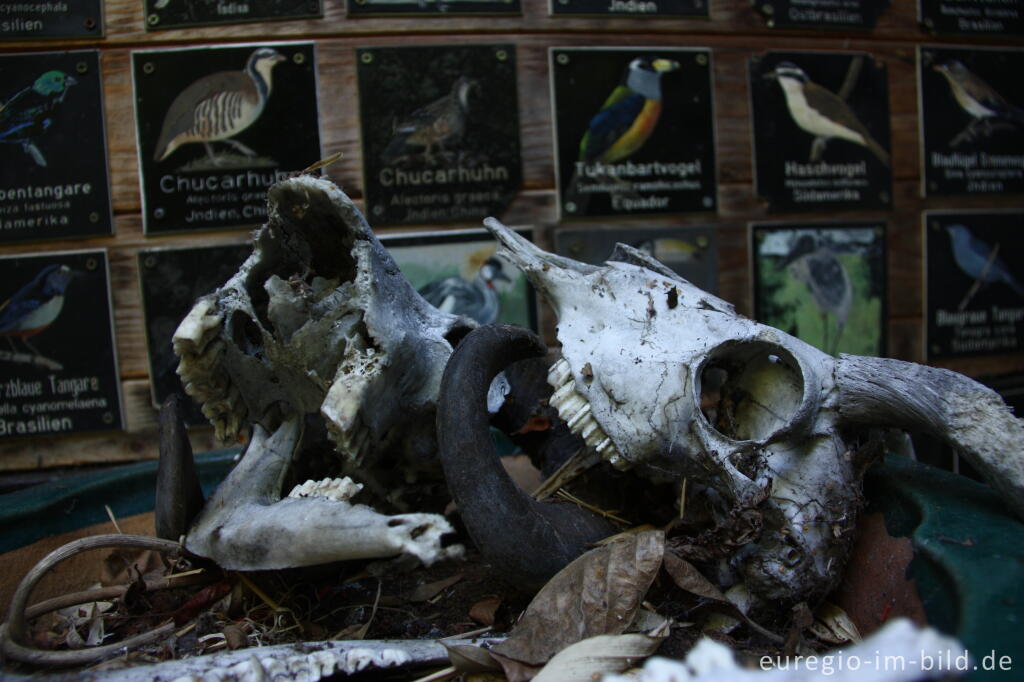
<box><xmin>0</xmin><ymin>250</ymin><xmax>123</xmax><ymax>439</ymax></box>
<box><xmin>347</xmin><ymin>0</ymin><xmax>519</xmax><ymax>17</ymax></box>
<box><xmin>139</xmin><ymin>242</ymin><xmax>250</xmax><ymax>425</ymax></box>
<box><xmin>752</xmin><ymin>221</ymin><xmax>887</xmax><ymax>357</ymax></box>
<box><xmin>755</xmin><ymin>0</ymin><xmax>888</xmax><ymax>29</ymax></box>
<box><xmin>0</xmin><ymin>51</ymin><xmax>113</xmax><ymax>244</ymax></box>
<box><xmin>554</xmin><ymin>224</ymin><xmax>718</xmax><ymax>293</ymax></box>
<box><xmin>0</xmin><ymin>0</ymin><xmax>103</xmax><ymax>39</ymax></box>
<box><xmin>552</xmin><ymin>48</ymin><xmax>717</xmax><ymax>219</ymax></box>
<box><xmin>550</xmin><ymin>0</ymin><xmax>707</xmax><ymax>18</ymax></box>
<box><xmin>919</xmin><ymin>47</ymin><xmax>1024</xmax><ymax>197</ymax></box>
<box><xmin>132</xmin><ymin>43</ymin><xmax>321</xmax><ymax>235</ymax></box>
<box><xmin>358</xmin><ymin>45</ymin><xmax>521</xmax><ymax>226</ymax></box>
<box><xmin>925</xmin><ymin>210</ymin><xmax>1024</xmax><ymax>359</ymax></box>
<box><xmin>145</xmin><ymin>0</ymin><xmax>322</xmax><ymax>31</ymax></box>
<box><xmin>919</xmin><ymin>0</ymin><xmax>1022</xmax><ymax>36</ymax></box>
<box><xmin>750</xmin><ymin>52</ymin><xmax>892</xmax><ymax>212</ymax></box>
<box><xmin>381</xmin><ymin>228</ymin><xmax>537</xmax><ymax>330</ymax></box>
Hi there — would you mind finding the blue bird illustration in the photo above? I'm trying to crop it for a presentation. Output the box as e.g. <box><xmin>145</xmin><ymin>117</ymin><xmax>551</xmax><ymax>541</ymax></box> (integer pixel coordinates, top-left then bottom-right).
<box><xmin>578</xmin><ymin>56</ymin><xmax>680</xmax><ymax>165</ymax></box>
<box><xmin>946</xmin><ymin>225</ymin><xmax>1024</xmax><ymax>308</ymax></box>
<box><xmin>418</xmin><ymin>256</ymin><xmax>510</xmax><ymax>325</ymax></box>
<box><xmin>0</xmin><ymin>265</ymin><xmax>74</xmax><ymax>358</ymax></box>
<box><xmin>0</xmin><ymin>70</ymin><xmax>78</xmax><ymax>167</ymax></box>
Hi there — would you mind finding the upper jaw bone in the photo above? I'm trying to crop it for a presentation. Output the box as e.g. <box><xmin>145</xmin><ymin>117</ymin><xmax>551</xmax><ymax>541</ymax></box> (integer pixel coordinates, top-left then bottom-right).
<box><xmin>186</xmin><ymin>417</ymin><xmax>460</xmax><ymax>570</ymax></box>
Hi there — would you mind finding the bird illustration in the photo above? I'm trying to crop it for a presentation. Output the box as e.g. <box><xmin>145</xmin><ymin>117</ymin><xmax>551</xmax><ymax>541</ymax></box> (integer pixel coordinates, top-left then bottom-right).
<box><xmin>1</xmin><ymin>70</ymin><xmax>77</xmax><ymax>168</ymax></box>
<box><xmin>382</xmin><ymin>75</ymin><xmax>478</xmax><ymax>165</ymax></box>
<box><xmin>933</xmin><ymin>60</ymin><xmax>1024</xmax><ymax>145</ymax></box>
<box><xmin>635</xmin><ymin>237</ymin><xmax>703</xmax><ymax>265</ymax></box>
<box><xmin>153</xmin><ymin>47</ymin><xmax>286</xmax><ymax>164</ymax></box>
<box><xmin>946</xmin><ymin>225</ymin><xmax>1024</xmax><ymax>309</ymax></box>
<box><xmin>0</xmin><ymin>265</ymin><xmax>73</xmax><ymax>358</ymax></box>
<box><xmin>418</xmin><ymin>256</ymin><xmax>510</xmax><ymax>325</ymax></box>
<box><xmin>766</xmin><ymin>62</ymin><xmax>889</xmax><ymax>166</ymax></box>
<box><xmin>578</xmin><ymin>56</ymin><xmax>680</xmax><ymax>165</ymax></box>
<box><xmin>776</xmin><ymin>234</ymin><xmax>852</xmax><ymax>356</ymax></box>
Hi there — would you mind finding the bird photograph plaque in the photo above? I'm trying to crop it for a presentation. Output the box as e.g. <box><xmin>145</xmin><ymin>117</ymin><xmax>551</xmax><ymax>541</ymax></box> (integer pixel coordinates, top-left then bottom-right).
<box><xmin>144</xmin><ymin>0</ymin><xmax>322</xmax><ymax>31</ymax></box>
<box><xmin>750</xmin><ymin>51</ymin><xmax>892</xmax><ymax>212</ymax></box>
<box><xmin>358</xmin><ymin>45</ymin><xmax>521</xmax><ymax>226</ymax></box>
<box><xmin>925</xmin><ymin>210</ymin><xmax>1024</xmax><ymax>359</ymax></box>
<box><xmin>752</xmin><ymin>221</ymin><xmax>887</xmax><ymax>357</ymax></box>
<box><xmin>550</xmin><ymin>0</ymin><xmax>707</xmax><ymax>18</ymax></box>
<box><xmin>919</xmin><ymin>0</ymin><xmax>1022</xmax><ymax>36</ymax></box>
<box><xmin>754</xmin><ymin>0</ymin><xmax>888</xmax><ymax>30</ymax></box>
<box><xmin>132</xmin><ymin>42</ymin><xmax>321</xmax><ymax>235</ymax></box>
<box><xmin>0</xmin><ymin>249</ymin><xmax>123</xmax><ymax>439</ymax></box>
<box><xmin>0</xmin><ymin>50</ymin><xmax>113</xmax><ymax>244</ymax></box>
<box><xmin>919</xmin><ymin>46</ymin><xmax>1024</xmax><ymax>197</ymax></box>
<box><xmin>138</xmin><ymin>242</ymin><xmax>250</xmax><ymax>425</ymax></box>
<box><xmin>381</xmin><ymin>228</ymin><xmax>537</xmax><ymax>330</ymax></box>
<box><xmin>554</xmin><ymin>224</ymin><xmax>719</xmax><ymax>293</ymax></box>
<box><xmin>347</xmin><ymin>0</ymin><xmax>519</xmax><ymax>17</ymax></box>
<box><xmin>552</xmin><ymin>48</ymin><xmax>717</xmax><ymax>220</ymax></box>
<box><xmin>0</xmin><ymin>0</ymin><xmax>103</xmax><ymax>39</ymax></box>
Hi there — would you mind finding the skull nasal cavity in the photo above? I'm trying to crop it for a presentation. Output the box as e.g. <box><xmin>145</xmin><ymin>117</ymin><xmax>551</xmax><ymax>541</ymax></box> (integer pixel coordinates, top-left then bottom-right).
<box><xmin>230</xmin><ymin>311</ymin><xmax>265</xmax><ymax>358</ymax></box>
<box><xmin>698</xmin><ymin>341</ymin><xmax>804</xmax><ymax>443</ymax></box>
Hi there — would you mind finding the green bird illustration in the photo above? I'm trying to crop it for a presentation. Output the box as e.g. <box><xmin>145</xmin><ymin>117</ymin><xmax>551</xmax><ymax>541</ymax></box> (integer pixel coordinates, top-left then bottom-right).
<box><xmin>0</xmin><ymin>70</ymin><xmax>78</xmax><ymax>168</ymax></box>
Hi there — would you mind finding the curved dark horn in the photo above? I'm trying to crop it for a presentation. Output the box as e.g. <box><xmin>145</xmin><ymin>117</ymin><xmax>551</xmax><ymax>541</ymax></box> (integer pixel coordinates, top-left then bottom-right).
<box><xmin>437</xmin><ymin>323</ymin><xmax>614</xmax><ymax>587</ymax></box>
<box><xmin>155</xmin><ymin>394</ymin><xmax>205</xmax><ymax>541</ymax></box>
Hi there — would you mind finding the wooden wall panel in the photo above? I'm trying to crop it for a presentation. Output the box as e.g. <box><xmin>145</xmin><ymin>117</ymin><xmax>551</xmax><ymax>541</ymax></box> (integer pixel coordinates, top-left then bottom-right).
<box><xmin>1</xmin><ymin>0</ymin><xmax>1022</xmax><ymax>470</ymax></box>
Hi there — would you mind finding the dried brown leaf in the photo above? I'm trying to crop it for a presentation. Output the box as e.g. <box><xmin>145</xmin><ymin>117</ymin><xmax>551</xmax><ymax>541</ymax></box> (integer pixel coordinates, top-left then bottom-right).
<box><xmin>532</xmin><ymin>633</ymin><xmax>665</xmax><ymax>682</ymax></box>
<box><xmin>442</xmin><ymin>642</ymin><xmax>503</xmax><ymax>673</ymax></box>
<box><xmin>491</xmin><ymin>529</ymin><xmax>664</xmax><ymax>667</ymax></box>
<box><xmin>407</xmin><ymin>573</ymin><xmax>464</xmax><ymax>602</ymax></box>
<box><xmin>491</xmin><ymin>651</ymin><xmax>544</xmax><ymax>682</ymax></box>
<box><xmin>469</xmin><ymin>596</ymin><xmax>502</xmax><ymax>626</ymax></box>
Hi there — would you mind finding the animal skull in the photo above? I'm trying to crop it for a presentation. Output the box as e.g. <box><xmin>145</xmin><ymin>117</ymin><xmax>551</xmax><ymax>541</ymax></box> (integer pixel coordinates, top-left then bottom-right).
<box><xmin>172</xmin><ymin>175</ymin><xmax>473</xmax><ymax>569</ymax></box>
<box><xmin>474</xmin><ymin>218</ymin><xmax>1024</xmax><ymax>603</ymax></box>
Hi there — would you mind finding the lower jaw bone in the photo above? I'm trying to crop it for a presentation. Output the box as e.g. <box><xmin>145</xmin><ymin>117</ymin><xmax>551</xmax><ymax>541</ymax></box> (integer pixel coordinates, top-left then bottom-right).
<box><xmin>186</xmin><ymin>417</ymin><xmax>461</xmax><ymax>571</ymax></box>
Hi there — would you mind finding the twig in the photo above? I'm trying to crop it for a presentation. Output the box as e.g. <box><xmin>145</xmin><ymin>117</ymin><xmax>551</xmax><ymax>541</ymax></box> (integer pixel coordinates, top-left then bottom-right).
<box><xmin>25</xmin><ymin>570</ymin><xmax>214</xmax><ymax>620</ymax></box>
<box><xmin>104</xmin><ymin>505</ymin><xmax>123</xmax><ymax>534</ymax></box>
<box><xmin>555</xmin><ymin>489</ymin><xmax>631</xmax><ymax>525</ymax></box>
<box><xmin>441</xmin><ymin>625</ymin><xmax>493</xmax><ymax>641</ymax></box>
<box><xmin>409</xmin><ymin>665</ymin><xmax>459</xmax><ymax>682</ymax></box>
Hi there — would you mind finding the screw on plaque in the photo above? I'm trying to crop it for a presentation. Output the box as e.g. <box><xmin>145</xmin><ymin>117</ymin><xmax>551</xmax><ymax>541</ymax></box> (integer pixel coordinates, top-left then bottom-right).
<box><xmin>697</xmin><ymin>235</ymin><xmax>709</xmax><ymax>249</ymax></box>
<box><xmin>86</xmin><ymin>258</ymin><xmax>99</xmax><ymax>271</ymax></box>
<box><xmin>696</xmin><ymin>53</ymin><xmax>707</xmax><ymax>66</ymax></box>
<box><xmin>147</xmin><ymin>14</ymin><xmax>160</xmax><ymax>26</ymax></box>
<box><xmin>89</xmin><ymin>212</ymin><xmax>99</xmax><ymax>223</ymax></box>
<box><xmin>103</xmin><ymin>412</ymin><xmax>114</xmax><ymax>425</ymax></box>
<box><xmin>565</xmin><ymin>201</ymin><xmax>577</xmax><ymax>213</ymax></box>
<box><xmin>702</xmin><ymin>196</ymin><xmax>714</xmax><ymax>208</ymax></box>
<box><xmin>293</xmin><ymin>53</ymin><xmax>306</xmax><ymax>65</ymax></box>
<box><xmin>84</xmin><ymin>17</ymin><xmax>97</xmax><ymax>29</ymax></box>
<box><xmin>569</xmin><ymin>242</ymin><xmax>583</xmax><ymax>255</ymax></box>
<box><xmin>144</xmin><ymin>62</ymin><xmax>156</xmax><ymax>75</ymax></box>
<box><xmin>76</xmin><ymin>62</ymin><xmax>89</xmax><ymax>74</ymax></box>
<box><xmin>361</xmin><ymin>52</ymin><xmax>374</xmax><ymax>64</ymax></box>
<box><xmin>373</xmin><ymin>205</ymin><xmax>384</xmax><ymax>216</ymax></box>
<box><xmin>556</xmin><ymin>53</ymin><xmax>570</xmax><ymax>65</ymax></box>
<box><xmin>145</xmin><ymin>255</ymin><xmax>158</xmax><ymax>268</ymax></box>
<box><xmin>762</xmin><ymin>3</ymin><xmax>773</xmax><ymax>13</ymax></box>
<box><xmin>931</xmin><ymin>222</ymin><xmax>941</xmax><ymax>232</ymax></box>
<box><xmin>496</xmin><ymin>50</ymin><xmax>508</xmax><ymax>62</ymax></box>
<box><xmin>154</xmin><ymin>208</ymin><xmax>166</xmax><ymax>219</ymax></box>
<box><xmin>879</xmin><ymin>191</ymin><xmax>890</xmax><ymax>203</ymax></box>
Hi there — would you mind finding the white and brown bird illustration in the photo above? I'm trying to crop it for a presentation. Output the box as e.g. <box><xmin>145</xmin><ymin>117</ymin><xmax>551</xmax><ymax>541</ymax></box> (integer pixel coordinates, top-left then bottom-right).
<box><xmin>382</xmin><ymin>75</ymin><xmax>478</xmax><ymax>164</ymax></box>
<box><xmin>153</xmin><ymin>47</ymin><xmax>286</xmax><ymax>164</ymax></box>
<box><xmin>767</xmin><ymin>61</ymin><xmax>889</xmax><ymax>166</ymax></box>
<box><xmin>933</xmin><ymin>60</ymin><xmax>1024</xmax><ymax>144</ymax></box>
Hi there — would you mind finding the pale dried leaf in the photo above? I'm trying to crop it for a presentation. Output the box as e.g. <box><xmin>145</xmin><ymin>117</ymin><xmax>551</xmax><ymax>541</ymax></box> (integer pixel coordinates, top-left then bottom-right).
<box><xmin>85</xmin><ymin>616</ymin><xmax>106</xmax><ymax>647</ymax></box>
<box><xmin>491</xmin><ymin>651</ymin><xmax>543</xmax><ymax>682</ymax></box>
<box><xmin>810</xmin><ymin>602</ymin><xmax>861</xmax><ymax>644</ymax></box>
<box><xmin>469</xmin><ymin>596</ymin><xmax>502</xmax><ymax>626</ymax></box>
<box><xmin>491</xmin><ymin>530</ymin><xmax>664</xmax><ymax>667</ymax></box>
<box><xmin>442</xmin><ymin>642</ymin><xmax>503</xmax><ymax>673</ymax></box>
<box><xmin>532</xmin><ymin>633</ymin><xmax>664</xmax><ymax>682</ymax></box>
<box><xmin>407</xmin><ymin>573</ymin><xmax>464</xmax><ymax>602</ymax></box>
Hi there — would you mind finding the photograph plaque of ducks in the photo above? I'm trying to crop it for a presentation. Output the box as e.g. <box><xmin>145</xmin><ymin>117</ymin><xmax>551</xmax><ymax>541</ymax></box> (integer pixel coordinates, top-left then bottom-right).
<box><xmin>153</xmin><ymin>47</ymin><xmax>286</xmax><ymax>167</ymax></box>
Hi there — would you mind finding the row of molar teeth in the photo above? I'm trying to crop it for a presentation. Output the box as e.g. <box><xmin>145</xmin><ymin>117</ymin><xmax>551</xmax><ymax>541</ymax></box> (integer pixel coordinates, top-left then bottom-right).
<box><xmin>172</xmin><ymin>298</ymin><xmax>247</xmax><ymax>442</ymax></box>
<box><xmin>288</xmin><ymin>476</ymin><xmax>364</xmax><ymax>502</ymax></box>
<box><xmin>546</xmin><ymin>358</ymin><xmax>627</xmax><ymax>469</ymax></box>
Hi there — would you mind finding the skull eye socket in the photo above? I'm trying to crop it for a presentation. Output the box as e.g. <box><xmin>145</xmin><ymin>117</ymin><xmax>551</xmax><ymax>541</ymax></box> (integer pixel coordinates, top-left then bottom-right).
<box><xmin>696</xmin><ymin>340</ymin><xmax>805</xmax><ymax>444</ymax></box>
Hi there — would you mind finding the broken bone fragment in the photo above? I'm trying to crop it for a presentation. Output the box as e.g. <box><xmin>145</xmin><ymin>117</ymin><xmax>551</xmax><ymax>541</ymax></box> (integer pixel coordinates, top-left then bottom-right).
<box><xmin>186</xmin><ymin>417</ymin><xmax>461</xmax><ymax>570</ymax></box>
<box><xmin>482</xmin><ymin>216</ymin><xmax>1024</xmax><ymax>605</ymax></box>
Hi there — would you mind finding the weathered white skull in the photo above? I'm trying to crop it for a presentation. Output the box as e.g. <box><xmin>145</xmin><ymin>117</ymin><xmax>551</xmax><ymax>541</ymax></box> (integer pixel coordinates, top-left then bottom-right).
<box><xmin>482</xmin><ymin>217</ymin><xmax>1024</xmax><ymax>603</ymax></box>
<box><xmin>172</xmin><ymin>175</ymin><xmax>473</xmax><ymax>569</ymax></box>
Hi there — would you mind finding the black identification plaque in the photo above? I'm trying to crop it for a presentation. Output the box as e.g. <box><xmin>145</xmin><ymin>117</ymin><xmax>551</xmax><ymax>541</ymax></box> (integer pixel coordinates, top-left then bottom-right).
<box><xmin>0</xmin><ymin>1</ymin><xmax>102</xmax><ymax>40</ymax></box>
<box><xmin>139</xmin><ymin>242</ymin><xmax>250</xmax><ymax>425</ymax></box>
<box><xmin>382</xmin><ymin>229</ymin><xmax>537</xmax><ymax>329</ymax></box>
<box><xmin>756</xmin><ymin>0</ymin><xmax>888</xmax><ymax>29</ymax></box>
<box><xmin>752</xmin><ymin>221</ymin><xmax>887</xmax><ymax>357</ymax></box>
<box><xmin>0</xmin><ymin>250</ymin><xmax>123</xmax><ymax>439</ymax></box>
<box><xmin>358</xmin><ymin>45</ymin><xmax>522</xmax><ymax>226</ymax></box>
<box><xmin>919</xmin><ymin>47</ymin><xmax>1024</xmax><ymax>197</ymax></box>
<box><xmin>920</xmin><ymin>0</ymin><xmax>1023</xmax><ymax>35</ymax></box>
<box><xmin>751</xmin><ymin>52</ymin><xmax>892</xmax><ymax>212</ymax></box>
<box><xmin>552</xmin><ymin>48</ymin><xmax>717</xmax><ymax>219</ymax></box>
<box><xmin>145</xmin><ymin>0</ymin><xmax>322</xmax><ymax>31</ymax></box>
<box><xmin>554</xmin><ymin>225</ymin><xmax>719</xmax><ymax>293</ymax></box>
<box><xmin>348</xmin><ymin>0</ymin><xmax>519</xmax><ymax>16</ymax></box>
<box><xmin>0</xmin><ymin>50</ymin><xmax>113</xmax><ymax>244</ymax></box>
<box><xmin>551</xmin><ymin>0</ymin><xmax>707</xmax><ymax>18</ymax></box>
<box><xmin>133</xmin><ymin>43</ymin><xmax>321</xmax><ymax>235</ymax></box>
<box><xmin>925</xmin><ymin>210</ymin><xmax>1024</xmax><ymax>359</ymax></box>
